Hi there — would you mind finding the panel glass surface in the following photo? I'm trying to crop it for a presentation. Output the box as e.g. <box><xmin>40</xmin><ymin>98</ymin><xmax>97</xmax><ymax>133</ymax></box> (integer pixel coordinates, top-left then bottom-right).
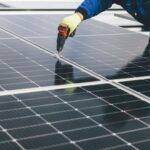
<box><xmin>0</xmin><ymin>15</ymin><xmax>148</xmax><ymax>79</ymax></box>
<box><xmin>0</xmin><ymin>29</ymin><xmax>14</xmax><ymax>39</ymax></box>
<box><xmin>0</xmin><ymin>38</ymin><xmax>98</xmax><ymax>90</ymax></box>
<box><xmin>29</xmin><ymin>34</ymin><xmax>149</xmax><ymax>79</ymax></box>
<box><xmin>0</xmin><ymin>84</ymin><xmax>149</xmax><ymax>150</ymax></box>
<box><xmin>0</xmin><ymin>15</ymin><xmax>148</xmax><ymax>80</ymax></box>
<box><xmin>0</xmin><ymin>13</ymin><xmax>150</xmax><ymax>150</ymax></box>
<box><xmin>0</xmin><ymin>15</ymin><xmax>132</xmax><ymax>37</ymax></box>
<box><xmin>120</xmin><ymin>79</ymin><xmax>150</xmax><ymax>97</ymax></box>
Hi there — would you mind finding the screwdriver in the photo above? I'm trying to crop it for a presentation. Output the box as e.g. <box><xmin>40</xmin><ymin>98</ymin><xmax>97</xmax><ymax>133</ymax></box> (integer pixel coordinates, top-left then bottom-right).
<box><xmin>57</xmin><ymin>25</ymin><xmax>76</xmax><ymax>54</ymax></box>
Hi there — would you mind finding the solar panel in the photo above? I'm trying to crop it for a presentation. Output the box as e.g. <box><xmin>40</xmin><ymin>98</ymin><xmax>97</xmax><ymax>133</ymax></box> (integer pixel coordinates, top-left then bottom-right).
<box><xmin>29</xmin><ymin>33</ymin><xmax>149</xmax><ymax>79</ymax></box>
<box><xmin>0</xmin><ymin>29</ymin><xmax>14</xmax><ymax>39</ymax></box>
<box><xmin>0</xmin><ymin>83</ymin><xmax>149</xmax><ymax>150</ymax></box>
<box><xmin>2</xmin><ymin>1</ymin><xmax>80</xmax><ymax>9</ymax></box>
<box><xmin>0</xmin><ymin>37</ymin><xmax>98</xmax><ymax>91</ymax></box>
<box><xmin>0</xmin><ymin>3</ymin><xmax>9</xmax><ymax>8</ymax></box>
<box><xmin>120</xmin><ymin>79</ymin><xmax>150</xmax><ymax>97</ymax></box>
<box><xmin>0</xmin><ymin>15</ymin><xmax>132</xmax><ymax>37</ymax></box>
<box><xmin>0</xmin><ymin>15</ymin><xmax>148</xmax><ymax>80</ymax></box>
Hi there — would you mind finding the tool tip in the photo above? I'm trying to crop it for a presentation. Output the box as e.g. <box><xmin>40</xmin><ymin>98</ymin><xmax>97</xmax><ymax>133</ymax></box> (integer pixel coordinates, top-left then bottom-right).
<box><xmin>55</xmin><ymin>52</ymin><xmax>61</xmax><ymax>60</ymax></box>
<box><xmin>57</xmin><ymin>48</ymin><xmax>62</xmax><ymax>53</ymax></box>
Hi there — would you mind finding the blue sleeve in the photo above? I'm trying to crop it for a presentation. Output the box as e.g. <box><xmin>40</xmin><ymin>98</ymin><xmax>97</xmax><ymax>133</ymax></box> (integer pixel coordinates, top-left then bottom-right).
<box><xmin>76</xmin><ymin>0</ymin><xmax>113</xmax><ymax>19</ymax></box>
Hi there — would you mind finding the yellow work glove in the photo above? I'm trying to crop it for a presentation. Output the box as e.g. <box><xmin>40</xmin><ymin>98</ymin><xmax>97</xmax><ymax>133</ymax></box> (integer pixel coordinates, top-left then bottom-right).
<box><xmin>61</xmin><ymin>13</ymin><xmax>82</xmax><ymax>36</ymax></box>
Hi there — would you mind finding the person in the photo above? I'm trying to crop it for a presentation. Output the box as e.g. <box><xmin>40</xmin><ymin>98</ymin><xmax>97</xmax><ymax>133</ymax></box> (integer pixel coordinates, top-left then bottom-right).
<box><xmin>59</xmin><ymin>0</ymin><xmax>150</xmax><ymax>36</ymax></box>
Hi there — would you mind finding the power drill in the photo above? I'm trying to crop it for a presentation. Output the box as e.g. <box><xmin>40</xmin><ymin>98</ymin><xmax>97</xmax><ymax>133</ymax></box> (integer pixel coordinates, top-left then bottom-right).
<box><xmin>57</xmin><ymin>25</ymin><xmax>76</xmax><ymax>54</ymax></box>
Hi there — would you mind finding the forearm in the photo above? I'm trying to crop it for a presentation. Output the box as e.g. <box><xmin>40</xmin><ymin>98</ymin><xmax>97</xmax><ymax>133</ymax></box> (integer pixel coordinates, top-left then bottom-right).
<box><xmin>75</xmin><ymin>0</ymin><xmax>113</xmax><ymax>20</ymax></box>
<box><xmin>75</xmin><ymin>12</ymin><xmax>84</xmax><ymax>21</ymax></box>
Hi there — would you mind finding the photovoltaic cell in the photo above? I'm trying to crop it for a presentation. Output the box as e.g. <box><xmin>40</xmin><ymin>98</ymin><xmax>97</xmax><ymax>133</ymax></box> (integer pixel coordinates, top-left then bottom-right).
<box><xmin>0</xmin><ymin>142</ymin><xmax>22</xmax><ymax>150</ymax></box>
<box><xmin>0</xmin><ymin>84</ymin><xmax>149</xmax><ymax>150</ymax></box>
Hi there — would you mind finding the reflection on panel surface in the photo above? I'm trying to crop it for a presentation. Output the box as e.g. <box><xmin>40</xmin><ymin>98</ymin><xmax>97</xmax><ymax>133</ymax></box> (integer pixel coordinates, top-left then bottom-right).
<box><xmin>29</xmin><ymin>34</ymin><xmax>149</xmax><ymax>79</ymax></box>
<box><xmin>0</xmin><ymin>38</ymin><xmax>98</xmax><ymax>90</ymax></box>
<box><xmin>0</xmin><ymin>15</ymin><xmax>149</xmax><ymax>80</ymax></box>
<box><xmin>0</xmin><ymin>15</ymin><xmax>132</xmax><ymax>37</ymax></box>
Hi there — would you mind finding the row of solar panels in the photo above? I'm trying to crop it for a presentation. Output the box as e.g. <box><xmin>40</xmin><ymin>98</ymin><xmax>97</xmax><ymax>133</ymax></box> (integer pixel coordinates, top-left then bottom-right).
<box><xmin>0</xmin><ymin>14</ymin><xmax>149</xmax><ymax>150</ymax></box>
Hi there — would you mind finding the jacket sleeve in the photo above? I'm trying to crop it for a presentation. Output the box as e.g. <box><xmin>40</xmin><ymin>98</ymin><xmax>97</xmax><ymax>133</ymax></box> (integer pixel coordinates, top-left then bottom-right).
<box><xmin>76</xmin><ymin>0</ymin><xmax>113</xmax><ymax>20</ymax></box>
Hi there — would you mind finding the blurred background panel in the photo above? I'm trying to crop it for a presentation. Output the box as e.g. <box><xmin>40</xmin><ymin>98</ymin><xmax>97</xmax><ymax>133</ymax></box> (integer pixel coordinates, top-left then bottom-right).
<box><xmin>0</xmin><ymin>0</ymin><xmax>83</xmax><ymax>9</ymax></box>
<box><xmin>0</xmin><ymin>0</ymin><xmax>121</xmax><ymax>10</ymax></box>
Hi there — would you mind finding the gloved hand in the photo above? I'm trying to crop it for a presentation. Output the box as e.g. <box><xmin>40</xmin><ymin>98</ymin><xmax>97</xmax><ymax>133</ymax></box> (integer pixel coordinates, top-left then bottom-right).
<box><xmin>60</xmin><ymin>13</ymin><xmax>83</xmax><ymax>36</ymax></box>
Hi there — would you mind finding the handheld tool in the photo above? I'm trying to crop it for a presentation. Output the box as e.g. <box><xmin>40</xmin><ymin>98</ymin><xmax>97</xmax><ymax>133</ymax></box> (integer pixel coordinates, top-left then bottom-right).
<box><xmin>57</xmin><ymin>25</ymin><xmax>76</xmax><ymax>54</ymax></box>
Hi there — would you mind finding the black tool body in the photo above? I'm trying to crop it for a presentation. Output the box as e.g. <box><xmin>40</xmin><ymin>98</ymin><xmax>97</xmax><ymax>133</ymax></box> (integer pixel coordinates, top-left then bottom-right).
<box><xmin>57</xmin><ymin>25</ymin><xmax>75</xmax><ymax>53</ymax></box>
